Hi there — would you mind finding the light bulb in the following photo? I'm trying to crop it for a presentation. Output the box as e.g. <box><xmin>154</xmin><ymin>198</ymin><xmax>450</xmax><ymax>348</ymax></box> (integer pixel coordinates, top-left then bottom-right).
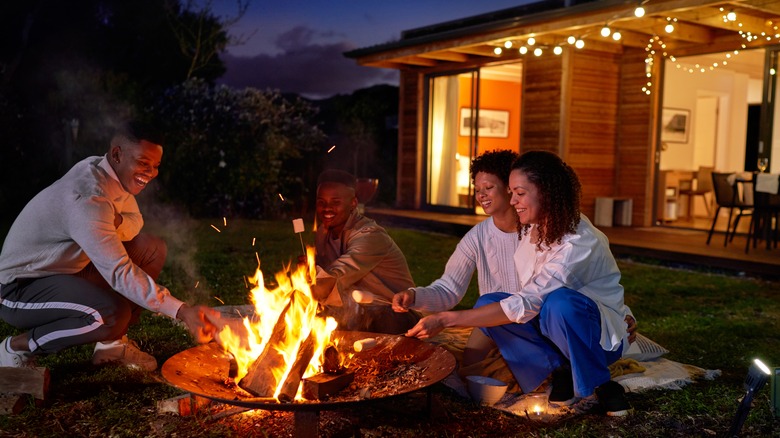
<box><xmin>601</xmin><ymin>26</ymin><xmax>611</xmax><ymax>37</ymax></box>
<box><xmin>612</xmin><ymin>31</ymin><xmax>622</xmax><ymax>41</ymax></box>
<box><xmin>528</xmin><ymin>37</ymin><xmax>536</xmax><ymax>46</ymax></box>
<box><xmin>504</xmin><ymin>40</ymin><xmax>513</xmax><ymax>49</ymax></box>
<box><xmin>533</xmin><ymin>47</ymin><xmax>542</xmax><ymax>56</ymax></box>
<box><xmin>553</xmin><ymin>46</ymin><xmax>563</xmax><ymax>55</ymax></box>
<box><xmin>519</xmin><ymin>46</ymin><xmax>528</xmax><ymax>55</ymax></box>
<box><xmin>493</xmin><ymin>47</ymin><xmax>502</xmax><ymax>55</ymax></box>
<box><xmin>727</xmin><ymin>11</ymin><xmax>737</xmax><ymax>22</ymax></box>
<box><xmin>635</xmin><ymin>6</ymin><xmax>645</xmax><ymax>18</ymax></box>
<box><xmin>567</xmin><ymin>35</ymin><xmax>576</xmax><ymax>44</ymax></box>
<box><xmin>575</xmin><ymin>39</ymin><xmax>585</xmax><ymax>49</ymax></box>
<box><xmin>665</xmin><ymin>23</ymin><xmax>675</xmax><ymax>33</ymax></box>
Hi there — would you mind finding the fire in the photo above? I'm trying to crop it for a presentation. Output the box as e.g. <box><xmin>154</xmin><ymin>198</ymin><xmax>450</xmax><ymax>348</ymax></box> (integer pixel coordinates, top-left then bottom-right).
<box><xmin>215</xmin><ymin>246</ymin><xmax>337</xmax><ymax>400</ymax></box>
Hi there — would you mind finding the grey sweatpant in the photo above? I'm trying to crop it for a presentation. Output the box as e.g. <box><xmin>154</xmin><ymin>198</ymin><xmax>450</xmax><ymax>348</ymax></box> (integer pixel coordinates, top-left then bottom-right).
<box><xmin>0</xmin><ymin>233</ymin><xmax>166</xmax><ymax>354</ymax></box>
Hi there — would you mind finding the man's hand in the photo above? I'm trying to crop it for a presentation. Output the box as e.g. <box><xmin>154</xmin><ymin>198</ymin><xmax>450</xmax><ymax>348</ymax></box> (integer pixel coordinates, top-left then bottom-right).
<box><xmin>392</xmin><ymin>289</ymin><xmax>415</xmax><ymax>313</ymax></box>
<box><xmin>176</xmin><ymin>304</ymin><xmax>221</xmax><ymax>343</ymax></box>
<box><xmin>114</xmin><ymin>212</ymin><xmax>123</xmax><ymax>228</ymax></box>
<box><xmin>625</xmin><ymin>314</ymin><xmax>637</xmax><ymax>344</ymax></box>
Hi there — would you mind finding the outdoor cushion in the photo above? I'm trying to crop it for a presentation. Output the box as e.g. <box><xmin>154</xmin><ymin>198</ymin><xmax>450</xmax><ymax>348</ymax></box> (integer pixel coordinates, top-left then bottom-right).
<box><xmin>622</xmin><ymin>333</ymin><xmax>669</xmax><ymax>361</ymax></box>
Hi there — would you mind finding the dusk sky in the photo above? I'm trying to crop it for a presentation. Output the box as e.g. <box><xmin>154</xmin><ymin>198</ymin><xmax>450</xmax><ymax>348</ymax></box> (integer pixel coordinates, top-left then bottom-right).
<box><xmin>214</xmin><ymin>0</ymin><xmax>536</xmax><ymax>99</ymax></box>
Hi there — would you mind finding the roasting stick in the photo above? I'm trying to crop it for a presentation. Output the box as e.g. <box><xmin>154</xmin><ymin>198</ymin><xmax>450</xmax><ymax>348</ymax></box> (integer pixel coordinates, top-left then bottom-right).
<box><xmin>351</xmin><ymin>289</ymin><xmax>393</xmax><ymax>306</ymax></box>
<box><xmin>292</xmin><ymin>218</ymin><xmax>306</xmax><ymax>257</ymax></box>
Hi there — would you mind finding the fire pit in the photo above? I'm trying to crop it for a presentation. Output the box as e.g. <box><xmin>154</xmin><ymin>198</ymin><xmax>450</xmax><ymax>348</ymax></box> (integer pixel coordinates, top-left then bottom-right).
<box><xmin>161</xmin><ymin>330</ymin><xmax>456</xmax><ymax>436</ymax></box>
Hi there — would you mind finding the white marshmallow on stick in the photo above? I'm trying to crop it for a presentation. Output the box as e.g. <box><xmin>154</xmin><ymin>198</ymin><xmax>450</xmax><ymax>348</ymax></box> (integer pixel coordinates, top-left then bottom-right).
<box><xmin>351</xmin><ymin>289</ymin><xmax>392</xmax><ymax>305</ymax></box>
<box><xmin>292</xmin><ymin>218</ymin><xmax>306</xmax><ymax>256</ymax></box>
<box><xmin>353</xmin><ymin>338</ymin><xmax>377</xmax><ymax>352</ymax></box>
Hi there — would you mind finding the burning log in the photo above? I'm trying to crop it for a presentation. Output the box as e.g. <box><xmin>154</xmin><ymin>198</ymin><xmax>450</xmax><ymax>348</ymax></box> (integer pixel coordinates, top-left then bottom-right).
<box><xmin>277</xmin><ymin>331</ymin><xmax>317</xmax><ymax>403</ymax></box>
<box><xmin>302</xmin><ymin>371</ymin><xmax>355</xmax><ymax>400</ymax></box>
<box><xmin>238</xmin><ymin>297</ymin><xmax>294</xmax><ymax>397</ymax></box>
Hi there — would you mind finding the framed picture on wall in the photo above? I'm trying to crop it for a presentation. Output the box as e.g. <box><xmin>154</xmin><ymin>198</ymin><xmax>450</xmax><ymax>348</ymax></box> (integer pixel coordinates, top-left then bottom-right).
<box><xmin>459</xmin><ymin>108</ymin><xmax>509</xmax><ymax>138</ymax></box>
<box><xmin>661</xmin><ymin>107</ymin><xmax>690</xmax><ymax>143</ymax></box>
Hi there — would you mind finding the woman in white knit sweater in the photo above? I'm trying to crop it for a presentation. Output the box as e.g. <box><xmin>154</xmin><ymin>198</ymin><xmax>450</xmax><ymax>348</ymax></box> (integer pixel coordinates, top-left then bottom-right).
<box><xmin>392</xmin><ymin>149</ymin><xmax>519</xmax><ymax>367</ymax></box>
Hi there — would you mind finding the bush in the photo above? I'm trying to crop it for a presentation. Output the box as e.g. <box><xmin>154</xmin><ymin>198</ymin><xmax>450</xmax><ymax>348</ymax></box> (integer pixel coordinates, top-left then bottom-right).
<box><xmin>149</xmin><ymin>79</ymin><xmax>325</xmax><ymax>218</ymax></box>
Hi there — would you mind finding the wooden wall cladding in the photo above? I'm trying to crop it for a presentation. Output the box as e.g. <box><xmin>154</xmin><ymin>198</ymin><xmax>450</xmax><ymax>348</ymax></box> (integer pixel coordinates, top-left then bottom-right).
<box><xmin>397</xmin><ymin>69</ymin><xmax>421</xmax><ymax>209</ymax></box>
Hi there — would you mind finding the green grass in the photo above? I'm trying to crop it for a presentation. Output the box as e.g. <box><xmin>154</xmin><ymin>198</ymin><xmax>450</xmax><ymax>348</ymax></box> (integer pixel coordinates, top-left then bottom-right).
<box><xmin>0</xmin><ymin>217</ymin><xmax>778</xmax><ymax>437</ymax></box>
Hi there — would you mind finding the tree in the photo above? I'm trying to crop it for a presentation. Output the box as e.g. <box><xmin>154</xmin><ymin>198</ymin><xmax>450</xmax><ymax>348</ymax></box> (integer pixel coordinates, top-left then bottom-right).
<box><xmin>149</xmin><ymin>78</ymin><xmax>325</xmax><ymax>218</ymax></box>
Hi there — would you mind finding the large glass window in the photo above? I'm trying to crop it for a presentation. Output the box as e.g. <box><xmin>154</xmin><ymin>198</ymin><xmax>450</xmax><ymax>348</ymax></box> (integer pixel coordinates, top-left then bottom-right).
<box><xmin>424</xmin><ymin>63</ymin><xmax>522</xmax><ymax>212</ymax></box>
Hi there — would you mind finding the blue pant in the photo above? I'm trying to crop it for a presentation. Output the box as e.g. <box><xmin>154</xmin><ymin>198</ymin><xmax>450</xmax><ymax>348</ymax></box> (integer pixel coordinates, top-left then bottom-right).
<box><xmin>476</xmin><ymin>288</ymin><xmax>623</xmax><ymax>397</ymax></box>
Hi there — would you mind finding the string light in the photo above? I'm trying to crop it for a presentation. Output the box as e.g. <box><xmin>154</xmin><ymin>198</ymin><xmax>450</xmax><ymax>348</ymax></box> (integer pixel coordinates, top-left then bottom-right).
<box><xmin>575</xmin><ymin>39</ymin><xmax>585</xmax><ymax>49</ymax></box>
<box><xmin>553</xmin><ymin>46</ymin><xmax>563</xmax><ymax>55</ymax></box>
<box><xmin>567</xmin><ymin>35</ymin><xmax>576</xmax><ymax>44</ymax></box>
<box><xmin>601</xmin><ymin>25</ymin><xmax>611</xmax><ymax>37</ymax></box>
<box><xmin>665</xmin><ymin>17</ymin><xmax>676</xmax><ymax>33</ymax></box>
<box><xmin>493</xmin><ymin>47</ymin><xmax>502</xmax><ymax>55</ymax></box>
<box><xmin>612</xmin><ymin>31</ymin><xmax>622</xmax><ymax>41</ymax></box>
<box><xmin>527</xmin><ymin>36</ymin><xmax>536</xmax><ymax>46</ymax></box>
<box><xmin>504</xmin><ymin>40</ymin><xmax>513</xmax><ymax>49</ymax></box>
<box><xmin>518</xmin><ymin>46</ymin><xmax>528</xmax><ymax>55</ymax></box>
<box><xmin>534</xmin><ymin>47</ymin><xmax>543</xmax><ymax>56</ymax></box>
<box><xmin>634</xmin><ymin>6</ymin><xmax>645</xmax><ymax>18</ymax></box>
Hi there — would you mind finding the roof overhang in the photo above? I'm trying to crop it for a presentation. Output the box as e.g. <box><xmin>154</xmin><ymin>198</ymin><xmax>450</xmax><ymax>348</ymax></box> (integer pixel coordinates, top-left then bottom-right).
<box><xmin>345</xmin><ymin>0</ymin><xmax>780</xmax><ymax>70</ymax></box>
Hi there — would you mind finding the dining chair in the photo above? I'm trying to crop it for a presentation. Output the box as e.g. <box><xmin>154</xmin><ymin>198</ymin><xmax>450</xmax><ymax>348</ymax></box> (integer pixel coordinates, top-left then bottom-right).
<box><xmin>707</xmin><ymin>172</ymin><xmax>753</xmax><ymax>246</ymax></box>
<box><xmin>746</xmin><ymin>173</ymin><xmax>780</xmax><ymax>253</ymax></box>
<box><xmin>679</xmin><ymin>166</ymin><xmax>714</xmax><ymax>219</ymax></box>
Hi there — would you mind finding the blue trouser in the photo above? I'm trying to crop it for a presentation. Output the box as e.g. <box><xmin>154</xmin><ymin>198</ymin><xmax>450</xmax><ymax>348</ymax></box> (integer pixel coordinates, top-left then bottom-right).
<box><xmin>476</xmin><ymin>288</ymin><xmax>623</xmax><ymax>397</ymax></box>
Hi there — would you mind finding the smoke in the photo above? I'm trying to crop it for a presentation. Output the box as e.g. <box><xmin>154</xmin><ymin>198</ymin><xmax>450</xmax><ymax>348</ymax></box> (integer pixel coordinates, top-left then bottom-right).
<box><xmin>137</xmin><ymin>192</ymin><xmax>211</xmax><ymax>305</ymax></box>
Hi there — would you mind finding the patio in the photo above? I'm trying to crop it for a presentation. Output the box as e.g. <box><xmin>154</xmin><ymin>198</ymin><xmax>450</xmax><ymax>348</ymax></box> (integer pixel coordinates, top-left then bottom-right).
<box><xmin>367</xmin><ymin>208</ymin><xmax>780</xmax><ymax>279</ymax></box>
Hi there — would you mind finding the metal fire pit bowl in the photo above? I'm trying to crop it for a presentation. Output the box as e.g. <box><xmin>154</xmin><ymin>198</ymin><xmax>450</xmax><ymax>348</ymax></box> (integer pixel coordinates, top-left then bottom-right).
<box><xmin>161</xmin><ymin>330</ymin><xmax>456</xmax><ymax>412</ymax></box>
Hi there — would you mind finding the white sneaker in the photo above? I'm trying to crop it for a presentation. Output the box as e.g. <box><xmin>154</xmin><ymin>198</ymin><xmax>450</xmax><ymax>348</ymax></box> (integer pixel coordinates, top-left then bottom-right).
<box><xmin>0</xmin><ymin>336</ymin><xmax>33</xmax><ymax>367</ymax></box>
<box><xmin>92</xmin><ymin>336</ymin><xmax>158</xmax><ymax>371</ymax></box>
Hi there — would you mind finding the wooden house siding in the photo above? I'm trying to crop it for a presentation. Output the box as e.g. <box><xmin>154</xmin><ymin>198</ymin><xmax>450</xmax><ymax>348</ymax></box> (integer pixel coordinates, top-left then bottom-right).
<box><xmin>397</xmin><ymin>70</ymin><xmax>422</xmax><ymax>209</ymax></box>
<box><xmin>616</xmin><ymin>48</ymin><xmax>657</xmax><ymax>227</ymax></box>
<box><xmin>520</xmin><ymin>55</ymin><xmax>563</xmax><ymax>152</ymax></box>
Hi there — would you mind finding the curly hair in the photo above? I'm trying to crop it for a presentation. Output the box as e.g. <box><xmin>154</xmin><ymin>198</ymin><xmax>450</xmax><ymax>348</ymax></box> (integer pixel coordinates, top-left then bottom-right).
<box><xmin>470</xmin><ymin>149</ymin><xmax>520</xmax><ymax>184</ymax></box>
<box><xmin>511</xmin><ymin>150</ymin><xmax>581</xmax><ymax>249</ymax></box>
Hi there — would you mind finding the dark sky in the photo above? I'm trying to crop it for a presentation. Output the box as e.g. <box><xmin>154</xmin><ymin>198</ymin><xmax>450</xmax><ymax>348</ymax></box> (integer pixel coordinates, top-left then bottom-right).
<box><xmin>214</xmin><ymin>0</ymin><xmax>535</xmax><ymax>98</ymax></box>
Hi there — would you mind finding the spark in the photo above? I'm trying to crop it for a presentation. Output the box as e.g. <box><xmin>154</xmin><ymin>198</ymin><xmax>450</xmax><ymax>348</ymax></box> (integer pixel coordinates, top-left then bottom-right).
<box><xmin>213</xmin><ymin>296</ymin><xmax>225</xmax><ymax>305</ymax></box>
<box><xmin>211</xmin><ymin>224</ymin><xmax>221</xmax><ymax>233</ymax></box>
<box><xmin>252</xmin><ymin>237</ymin><xmax>256</xmax><ymax>246</ymax></box>
<box><xmin>327</xmin><ymin>145</ymin><xmax>336</xmax><ymax>153</ymax></box>
<box><xmin>256</xmin><ymin>251</ymin><xmax>261</xmax><ymax>267</ymax></box>
<box><xmin>278</xmin><ymin>193</ymin><xmax>285</xmax><ymax>202</ymax></box>
<box><xmin>194</xmin><ymin>281</ymin><xmax>199</xmax><ymax>288</ymax></box>
<box><xmin>223</xmin><ymin>217</ymin><xmax>227</xmax><ymax>227</ymax></box>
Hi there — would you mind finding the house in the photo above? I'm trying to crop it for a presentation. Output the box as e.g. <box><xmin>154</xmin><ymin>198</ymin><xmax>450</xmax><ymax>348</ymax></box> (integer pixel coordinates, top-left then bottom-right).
<box><xmin>345</xmin><ymin>0</ymin><xmax>780</xmax><ymax>228</ymax></box>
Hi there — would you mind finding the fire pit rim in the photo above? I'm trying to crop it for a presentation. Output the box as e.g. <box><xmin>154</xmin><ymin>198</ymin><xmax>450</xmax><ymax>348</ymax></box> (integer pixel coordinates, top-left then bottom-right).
<box><xmin>161</xmin><ymin>330</ymin><xmax>456</xmax><ymax>411</ymax></box>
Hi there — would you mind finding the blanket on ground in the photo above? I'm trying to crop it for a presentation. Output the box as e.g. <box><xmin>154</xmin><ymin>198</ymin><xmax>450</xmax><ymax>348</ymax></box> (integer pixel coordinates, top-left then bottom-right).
<box><xmin>427</xmin><ymin>327</ymin><xmax>721</xmax><ymax>415</ymax></box>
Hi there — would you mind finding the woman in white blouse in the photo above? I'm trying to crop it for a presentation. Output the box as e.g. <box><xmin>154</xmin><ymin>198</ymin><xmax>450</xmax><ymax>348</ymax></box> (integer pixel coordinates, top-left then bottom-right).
<box><xmin>400</xmin><ymin>150</ymin><xmax>634</xmax><ymax>416</ymax></box>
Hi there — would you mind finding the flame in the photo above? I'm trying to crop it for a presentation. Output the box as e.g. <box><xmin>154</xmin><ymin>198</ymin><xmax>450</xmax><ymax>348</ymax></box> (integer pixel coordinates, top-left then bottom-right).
<box><xmin>216</xmin><ymin>245</ymin><xmax>337</xmax><ymax>400</ymax></box>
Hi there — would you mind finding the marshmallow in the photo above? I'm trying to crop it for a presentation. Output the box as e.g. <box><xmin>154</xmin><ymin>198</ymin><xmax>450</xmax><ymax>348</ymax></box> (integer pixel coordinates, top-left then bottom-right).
<box><xmin>352</xmin><ymin>289</ymin><xmax>373</xmax><ymax>304</ymax></box>
<box><xmin>293</xmin><ymin>218</ymin><xmax>305</xmax><ymax>233</ymax></box>
<box><xmin>353</xmin><ymin>338</ymin><xmax>377</xmax><ymax>352</ymax></box>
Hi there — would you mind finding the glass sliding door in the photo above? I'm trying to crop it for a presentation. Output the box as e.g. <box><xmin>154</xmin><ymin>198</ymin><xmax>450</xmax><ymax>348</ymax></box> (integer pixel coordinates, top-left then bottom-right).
<box><xmin>761</xmin><ymin>48</ymin><xmax>780</xmax><ymax>173</ymax></box>
<box><xmin>425</xmin><ymin>69</ymin><xmax>478</xmax><ymax>210</ymax></box>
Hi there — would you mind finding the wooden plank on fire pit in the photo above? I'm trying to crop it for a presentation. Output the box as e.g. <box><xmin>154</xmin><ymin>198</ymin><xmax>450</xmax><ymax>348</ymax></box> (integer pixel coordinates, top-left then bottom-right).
<box><xmin>0</xmin><ymin>366</ymin><xmax>49</xmax><ymax>415</ymax></box>
<box><xmin>302</xmin><ymin>371</ymin><xmax>354</xmax><ymax>400</ymax></box>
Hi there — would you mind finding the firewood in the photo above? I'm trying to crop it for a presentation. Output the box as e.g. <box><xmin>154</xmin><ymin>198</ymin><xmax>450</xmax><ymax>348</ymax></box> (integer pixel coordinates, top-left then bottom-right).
<box><xmin>277</xmin><ymin>331</ymin><xmax>317</xmax><ymax>403</ymax></box>
<box><xmin>0</xmin><ymin>366</ymin><xmax>49</xmax><ymax>415</ymax></box>
<box><xmin>302</xmin><ymin>371</ymin><xmax>354</xmax><ymax>400</ymax></box>
<box><xmin>156</xmin><ymin>393</ymin><xmax>213</xmax><ymax>416</ymax></box>
<box><xmin>238</xmin><ymin>295</ymin><xmax>294</xmax><ymax>396</ymax></box>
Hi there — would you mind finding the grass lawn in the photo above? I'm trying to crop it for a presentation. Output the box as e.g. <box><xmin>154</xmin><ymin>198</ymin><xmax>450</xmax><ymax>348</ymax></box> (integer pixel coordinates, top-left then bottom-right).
<box><xmin>0</xmin><ymin>216</ymin><xmax>778</xmax><ymax>437</ymax></box>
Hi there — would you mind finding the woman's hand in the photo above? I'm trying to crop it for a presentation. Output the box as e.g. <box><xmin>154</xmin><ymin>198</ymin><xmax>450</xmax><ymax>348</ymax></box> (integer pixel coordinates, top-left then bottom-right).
<box><xmin>625</xmin><ymin>314</ymin><xmax>637</xmax><ymax>344</ymax></box>
<box><xmin>392</xmin><ymin>289</ymin><xmax>415</xmax><ymax>312</ymax></box>
<box><xmin>405</xmin><ymin>313</ymin><xmax>449</xmax><ymax>340</ymax></box>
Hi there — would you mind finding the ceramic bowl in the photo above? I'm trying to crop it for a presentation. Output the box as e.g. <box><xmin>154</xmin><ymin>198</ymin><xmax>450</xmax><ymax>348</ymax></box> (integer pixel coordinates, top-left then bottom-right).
<box><xmin>465</xmin><ymin>375</ymin><xmax>508</xmax><ymax>406</ymax></box>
